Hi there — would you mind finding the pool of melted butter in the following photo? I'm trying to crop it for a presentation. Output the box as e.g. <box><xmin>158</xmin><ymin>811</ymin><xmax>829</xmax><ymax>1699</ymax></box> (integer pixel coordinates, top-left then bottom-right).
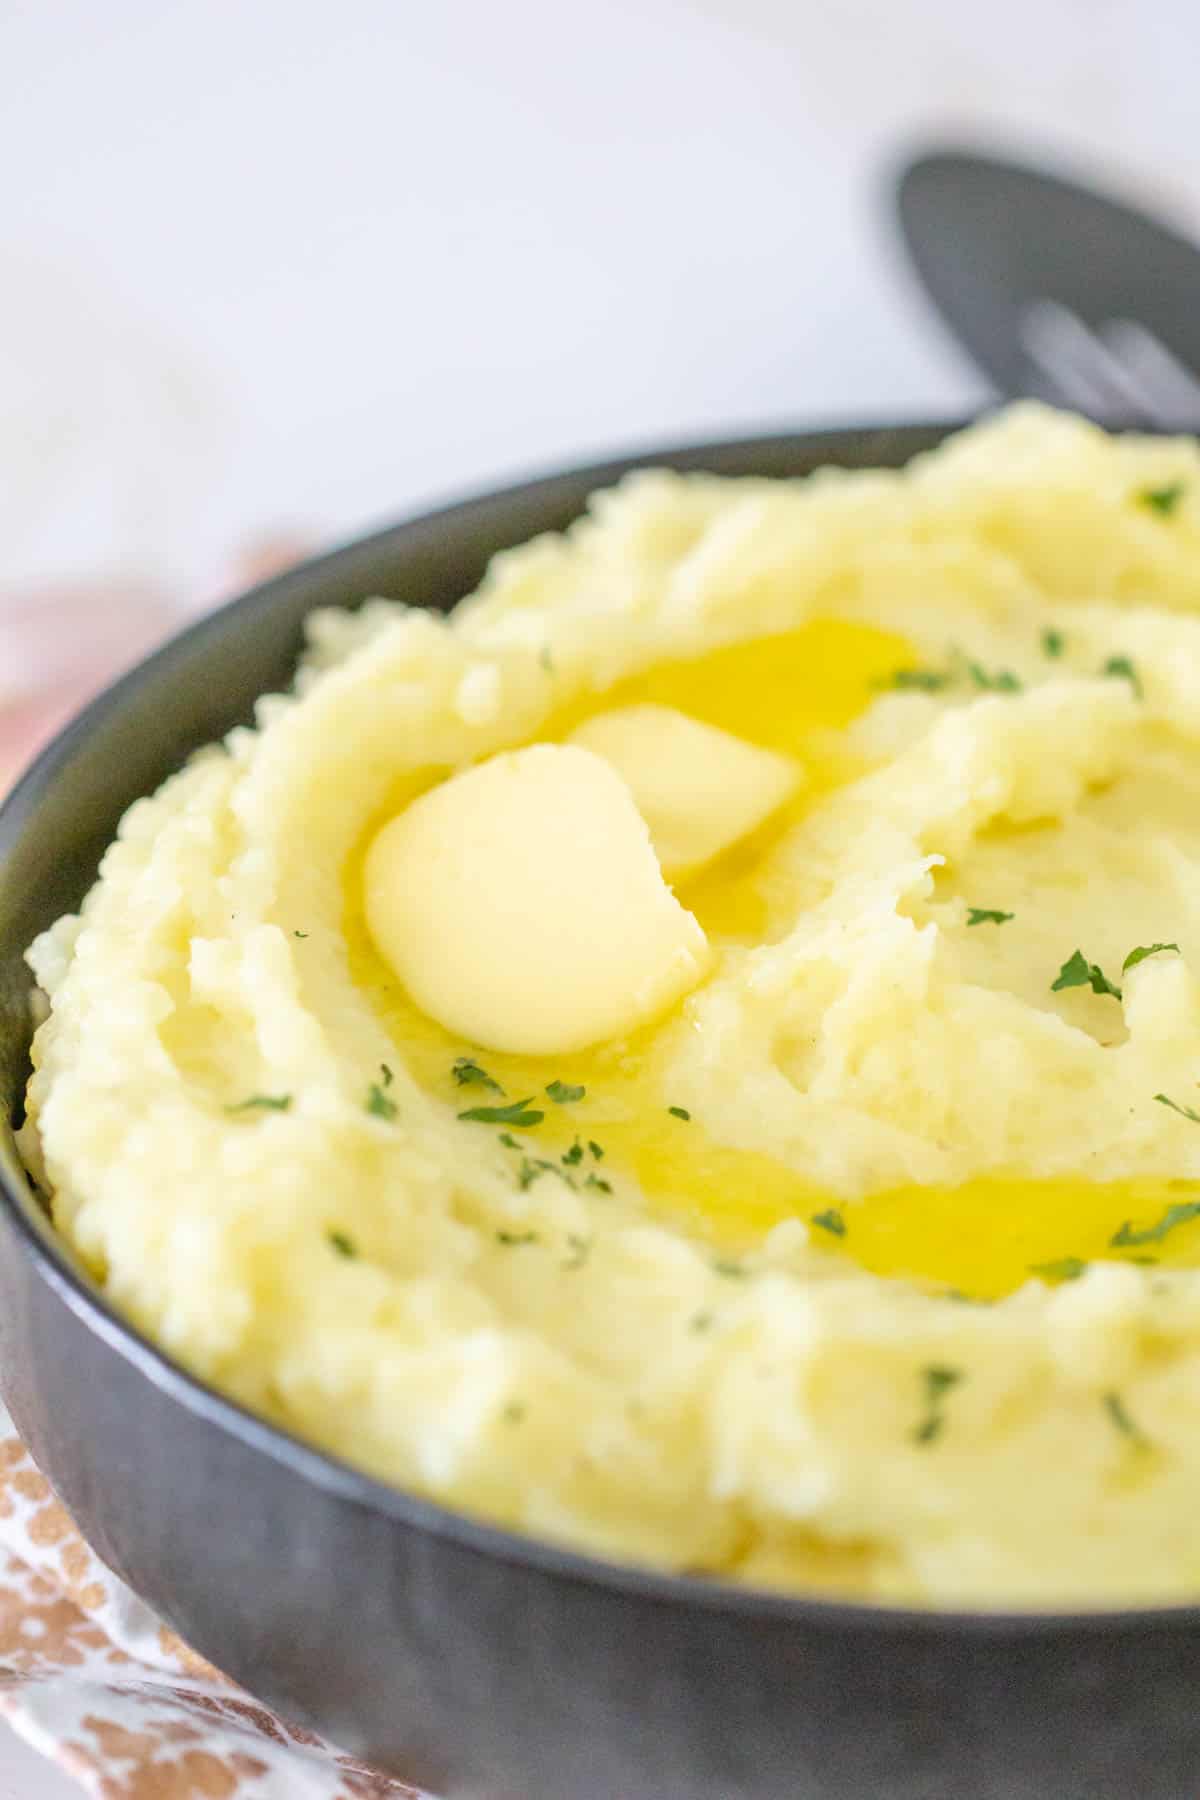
<box><xmin>343</xmin><ymin>618</ymin><xmax>1200</xmax><ymax>1300</ymax></box>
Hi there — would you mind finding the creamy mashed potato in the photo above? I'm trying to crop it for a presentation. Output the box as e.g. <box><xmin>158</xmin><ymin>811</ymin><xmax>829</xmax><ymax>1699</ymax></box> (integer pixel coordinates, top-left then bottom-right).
<box><xmin>22</xmin><ymin>406</ymin><xmax>1200</xmax><ymax>1607</ymax></box>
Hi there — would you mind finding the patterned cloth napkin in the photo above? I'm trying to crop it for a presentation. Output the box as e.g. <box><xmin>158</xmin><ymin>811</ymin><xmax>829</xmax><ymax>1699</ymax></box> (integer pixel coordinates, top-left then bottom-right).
<box><xmin>0</xmin><ymin>1399</ymin><xmax>428</xmax><ymax>1797</ymax></box>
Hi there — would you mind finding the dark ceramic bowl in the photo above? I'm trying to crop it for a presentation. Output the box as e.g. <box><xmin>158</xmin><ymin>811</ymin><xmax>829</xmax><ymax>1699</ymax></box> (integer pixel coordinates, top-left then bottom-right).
<box><xmin>1</xmin><ymin>423</ymin><xmax>1198</xmax><ymax>1800</ymax></box>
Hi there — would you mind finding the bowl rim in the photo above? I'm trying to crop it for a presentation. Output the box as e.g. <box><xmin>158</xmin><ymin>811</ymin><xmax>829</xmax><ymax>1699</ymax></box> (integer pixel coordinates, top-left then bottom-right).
<box><xmin>4</xmin><ymin>413</ymin><xmax>1197</xmax><ymax>1641</ymax></box>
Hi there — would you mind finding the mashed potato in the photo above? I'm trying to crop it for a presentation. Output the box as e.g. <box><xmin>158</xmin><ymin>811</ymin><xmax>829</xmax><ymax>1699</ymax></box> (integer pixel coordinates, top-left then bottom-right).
<box><xmin>22</xmin><ymin>406</ymin><xmax>1200</xmax><ymax>1607</ymax></box>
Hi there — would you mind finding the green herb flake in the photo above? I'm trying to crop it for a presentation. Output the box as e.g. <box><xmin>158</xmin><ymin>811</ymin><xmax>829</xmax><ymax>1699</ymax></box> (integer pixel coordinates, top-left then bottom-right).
<box><xmin>587</xmin><ymin>1139</ymin><xmax>605</xmax><ymax>1161</ymax></box>
<box><xmin>563</xmin><ymin>1233</ymin><xmax>590</xmax><ymax>1271</ymax></box>
<box><xmin>546</xmin><ymin>1080</ymin><xmax>585</xmax><ymax>1104</ymax></box>
<box><xmin>584</xmin><ymin>1171</ymin><xmax>613</xmax><ymax>1195</ymax></box>
<box><xmin>1029</xmin><ymin>1256</ymin><xmax>1088</xmax><ymax>1283</ymax></box>
<box><xmin>453</xmin><ymin>1056</ymin><xmax>503</xmax><ymax>1094</ymax></box>
<box><xmin>1051</xmin><ymin>949</ymin><xmax>1122</xmax><ymax>1001</ymax></box>
<box><xmin>293</xmin><ymin>929</ymin><xmax>309</xmax><ymax>939</ymax></box>
<box><xmin>498</xmin><ymin>1131</ymin><xmax>520</xmax><ymax>1149</ymax></box>
<box><xmin>668</xmin><ymin>1105</ymin><xmax>691</xmax><ymax>1121</ymax></box>
<box><xmin>689</xmin><ymin>1310</ymin><xmax>714</xmax><ymax>1333</ymax></box>
<box><xmin>539</xmin><ymin>644</ymin><xmax>555</xmax><ymax>673</ymax></box>
<box><xmin>1103</xmin><ymin>1390</ymin><xmax>1149</xmax><ymax>1447</ymax></box>
<box><xmin>562</xmin><ymin>1139</ymin><xmax>584</xmax><ymax>1167</ymax></box>
<box><xmin>713</xmin><ymin>1258</ymin><xmax>747</xmax><ymax>1278</ymax></box>
<box><xmin>1111</xmin><ymin>1189</ymin><xmax>1200</xmax><ymax>1248</ymax></box>
<box><xmin>1139</xmin><ymin>481</ymin><xmax>1186</xmax><ymax>517</ymax></box>
<box><xmin>966</xmin><ymin>907</ymin><xmax>1015</xmax><ymax>927</ymax></box>
<box><xmin>912</xmin><ymin>1364</ymin><xmax>964</xmax><ymax>1446</ymax></box>
<box><xmin>885</xmin><ymin>668</ymin><xmax>952</xmax><ymax>693</ymax></box>
<box><xmin>503</xmin><ymin>1401</ymin><xmax>527</xmax><ymax>1424</ymax></box>
<box><xmin>1041</xmin><ymin>627</ymin><xmax>1065</xmax><ymax>658</ymax></box>
<box><xmin>459</xmin><ymin>1098</ymin><xmax>545</xmax><ymax>1127</ymax></box>
<box><xmin>516</xmin><ymin>1159</ymin><xmax>546</xmax><ymax>1192</ymax></box>
<box><xmin>327</xmin><ymin>1229</ymin><xmax>357</xmax><ymax>1259</ymax></box>
<box><xmin>366</xmin><ymin>1082</ymin><xmax>398</xmax><ymax>1122</ymax></box>
<box><xmin>1102</xmin><ymin>654</ymin><xmax>1143</xmax><ymax>699</ymax></box>
<box><xmin>226</xmin><ymin>1093</ymin><xmax>292</xmax><ymax>1115</ymax></box>
<box><xmin>496</xmin><ymin>1229</ymin><xmax>539</xmax><ymax>1247</ymax></box>
<box><xmin>811</xmin><ymin>1208</ymin><xmax>847</xmax><ymax>1239</ymax></box>
<box><xmin>1154</xmin><ymin>1093</ymin><xmax>1200</xmax><ymax>1127</ymax></box>
<box><xmin>967</xmin><ymin>661</ymin><xmax>1022</xmax><ymax>694</ymax></box>
<box><xmin>1122</xmin><ymin>943</ymin><xmax>1179</xmax><ymax>973</ymax></box>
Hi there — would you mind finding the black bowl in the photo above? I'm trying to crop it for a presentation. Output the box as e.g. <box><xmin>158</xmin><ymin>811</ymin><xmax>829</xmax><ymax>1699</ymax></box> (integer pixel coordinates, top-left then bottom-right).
<box><xmin>1</xmin><ymin>422</ymin><xmax>1198</xmax><ymax>1800</ymax></box>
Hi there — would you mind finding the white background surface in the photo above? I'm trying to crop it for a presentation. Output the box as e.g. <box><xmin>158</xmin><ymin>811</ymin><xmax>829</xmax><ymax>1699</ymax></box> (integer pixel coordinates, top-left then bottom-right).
<box><xmin>1</xmin><ymin>0</ymin><xmax>1198</xmax><ymax>1790</ymax></box>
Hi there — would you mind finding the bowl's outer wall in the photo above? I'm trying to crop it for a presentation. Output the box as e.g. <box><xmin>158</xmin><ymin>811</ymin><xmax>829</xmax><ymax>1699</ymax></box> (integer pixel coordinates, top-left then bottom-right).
<box><xmin>2</xmin><ymin>422</ymin><xmax>1199</xmax><ymax>1800</ymax></box>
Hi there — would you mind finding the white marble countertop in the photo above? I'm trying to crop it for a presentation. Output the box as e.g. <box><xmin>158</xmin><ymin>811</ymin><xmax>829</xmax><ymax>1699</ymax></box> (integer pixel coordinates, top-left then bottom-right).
<box><xmin>1</xmin><ymin>0</ymin><xmax>1195</xmax><ymax>1789</ymax></box>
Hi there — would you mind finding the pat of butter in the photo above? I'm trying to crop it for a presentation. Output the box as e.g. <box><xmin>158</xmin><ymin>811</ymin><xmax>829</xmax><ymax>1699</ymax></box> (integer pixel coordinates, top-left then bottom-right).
<box><xmin>364</xmin><ymin>744</ymin><xmax>712</xmax><ymax>1055</ymax></box>
<box><xmin>568</xmin><ymin>704</ymin><xmax>800</xmax><ymax>879</ymax></box>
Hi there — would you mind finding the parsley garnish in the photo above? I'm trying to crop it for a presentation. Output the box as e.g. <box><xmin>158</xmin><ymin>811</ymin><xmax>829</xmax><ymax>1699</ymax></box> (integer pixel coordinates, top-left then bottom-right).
<box><xmin>1029</xmin><ymin>1256</ymin><xmax>1088</xmax><ymax>1283</ymax></box>
<box><xmin>453</xmin><ymin>1057</ymin><xmax>503</xmax><ymax>1094</ymax></box>
<box><xmin>327</xmin><ymin>1229</ymin><xmax>357</xmax><ymax>1258</ymax></box>
<box><xmin>1122</xmin><ymin>943</ymin><xmax>1179</xmax><ymax>973</ymax></box>
<box><xmin>713</xmin><ymin>1258</ymin><xmax>746</xmax><ymax>1278</ymax></box>
<box><xmin>1139</xmin><ymin>482</ymin><xmax>1185</xmax><ymax>517</ymax></box>
<box><xmin>1102</xmin><ymin>654</ymin><xmax>1142</xmax><ymax>699</ymax></box>
<box><xmin>1041</xmin><ymin>627</ymin><xmax>1065</xmax><ymax>658</ymax></box>
<box><xmin>546</xmin><ymin>1080</ymin><xmax>585</xmax><ymax>1104</ymax></box>
<box><xmin>1051</xmin><ymin>949</ymin><xmax>1122</xmax><ymax>1001</ymax></box>
<box><xmin>366</xmin><ymin>1076</ymin><xmax>397</xmax><ymax>1121</ymax></box>
<box><xmin>459</xmin><ymin>1098</ymin><xmax>544</xmax><ymax>1127</ymax></box>
<box><xmin>668</xmin><ymin>1106</ymin><xmax>691</xmax><ymax>1121</ymax></box>
<box><xmin>912</xmin><ymin>1365</ymin><xmax>963</xmax><ymax>1446</ymax></box>
<box><xmin>967</xmin><ymin>907</ymin><xmax>1014</xmax><ymax>927</ymax></box>
<box><xmin>966</xmin><ymin>661</ymin><xmax>1022</xmax><ymax>693</ymax></box>
<box><xmin>498</xmin><ymin>1131</ymin><xmax>520</xmax><ymax>1149</ymax></box>
<box><xmin>585</xmin><ymin>1171</ymin><xmax>612</xmax><ymax>1194</ymax></box>
<box><xmin>811</xmin><ymin>1208</ymin><xmax>847</xmax><ymax>1238</ymax></box>
<box><xmin>226</xmin><ymin>1093</ymin><xmax>292</xmax><ymax>1114</ymax></box>
<box><xmin>588</xmin><ymin>1140</ymin><xmax>605</xmax><ymax>1161</ymax></box>
<box><xmin>1111</xmin><ymin>1189</ymin><xmax>1200</xmax><ymax>1247</ymax></box>
<box><xmin>886</xmin><ymin>668</ymin><xmax>952</xmax><ymax>692</ymax></box>
<box><xmin>562</xmin><ymin>1139</ymin><xmax>584</xmax><ymax>1167</ymax></box>
<box><xmin>517</xmin><ymin>1158</ymin><xmax>550</xmax><ymax>1191</ymax></box>
<box><xmin>689</xmin><ymin>1310</ymin><xmax>714</xmax><ymax>1333</ymax></box>
<box><xmin>293</xmin><ymin>929</ymin><xmax>309</xmax><ymax>939</ymax></box>
<box><xmin>1154</xmin><ymin>1093</ymin><xmax>1200</xmax><ymax>1127</ymax></box>
<box><xmin>503</xmin><ymin>1402</ymin><xmax>527</xmax><ymax>1424</ymax></box>
<box><xmin>563</xmin><ymin>1233</ymin><xmax>590</xmax><ymax>1270</ymax></box>
<box><xmin>1103</xmin><ymin>1390</ymin><xmax>1149</xmax><ymax>1446</ymax></box>
<box><xmin>496</xmin><ymin>1229</ymin><xmax>539</xmax><ymax>1247</ymax></box>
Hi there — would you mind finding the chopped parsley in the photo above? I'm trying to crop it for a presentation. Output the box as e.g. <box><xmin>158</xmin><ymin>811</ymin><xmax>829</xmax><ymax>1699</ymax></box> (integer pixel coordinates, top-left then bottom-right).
<box><xmin>1041</xmin><ymin>627</ymin><xmax>1065</xmax><ymax>658</ymax></box>
<box><xmin>1103</xmin><ymin>1390</ymin><xmax>1148</xmax><ymax>1446</ymax></box>
<box><xmin>689</xmin><ymin>1310</ymin><xmax>714</xmax><ymax>1333</ymax></box>
<box><xmin>966</xmin><ymin>907</ymin><xmax>1014</xmax><ymax>927</ymax></box>
<box><xmin>966</xmin><ymin>661</ymin><xmax>1022</xmax><ymax>693</ymax></box>
<box><xmin>912</xmin><ymin>1364</ymin><xmax>963</xmax><ymax>1446</ymax></box>
<box><xmin>503</xmin><ymin>1402</ymin><xmax>527</xmax><ymax>1424</ymax></box>
<box><xmin>453</xmin><ymin>1057</ymin><xmax>503</xmax><ymax>1094</ymax></box>
<box><xmin>498</xmin><ymin>1131</ymin><xmax>520</xmax><ymax>1149</ymax></box>
<box><xmin>713</xmin><ymin>1258</ymin><xmax>747</xmax><ymax>1278</ymax></box>
<box><xmin>327</xmin><ymin>1229</ymin><xmax>357</xmax><ymax>1259</ymax></box>
<box><xmin>584</xmin><ymin>1171</ymin><xmax>612</xmax><ymax>1195</ymax></box>
<box><xmin>885</xmin><ymin>667</ymin><xmax>952</xmax><ymax>693</ymax></box>
<box><xmin>226</xmin><ymin>1093</ymin><xmax>292</xmax><ymax>1114</ymax></box>
<box><xmin>517</xmin><ymin>1158</ymin><xmax>551</xmax><ymax>1191</ymax></box>
<box><xmin>459</xmin><ymin>1097</ymin><xmax>545</xmax><ymax>1127</ymax></box>
<box><xmin>293</xmin><ymin>929</ymin><xmax>309</xmax><ymax>939</ymax></box>
<box><xmin>1051</xmin><ymin>949</ymin><xmax>1122</xmax><ymax>1001</ymax></box>
<box><xmin>1122</xmin><ymin>943</ymin><xmax>1179</xmax><ymax>973</ymax></box>
<box><xmin>562</xmin><ymin>1139</ymin><xmax>584</xmax><ymax>1167</ymax></box>
<box><xmin>546</xmin><ymin>1080</ymin><xmax>585</xmax><ymax>1104</ymax></box>
<box><xmin>811</xmin><ymin>1208</ymin><xmax>847</xmax><ymax>1238</ymax></box>
<box><xmin>539</xmin><ymin>644</ymin><xmax>555</xmax><ymax>673</ymax></box>
<box><xmin>496</xmin><ymin>1229</ymin><xmax>539</xmax><ymax>1247</ymax></box>
<box><xmin>1154</xmin><ymin>1093</ymin><xmax>1200</xmax><ymax>1127</ymax></box>
<box><xmin>588</xmin><ymin>1140</ymin><xmax>605</xmax><ymax>1161</ymax></box>
<box><xmin>366</xmin><ymin>1076</ymin><xmax>397</xmax><ymax>1121</ymax></box>
<box><xmin>1029</xmin><ymin>1256</ymin><xmax>1088</xmax><ymax>1283</ymax></box>
<box><xmin>668</xmin><ymin>1106</ymin><xmax>691</xmax><ymax>1121</ymax></box>
<box><xmin>1111</xmin><ymin>1191</ymin><xmax>1200</xmax><ymax>1248</ymax></box>
<box><xmin>1139</xmin><ymin>481</ymin><xmax>1185</xmax><ymax>517</ymax></box>
<box><xmin>563</xmin><ymin>1233</ymin><xmax>590</xmax><ymax>1271</ymax></box>
<box><xmin>1102</xmin><ymin>654</ymin><xmax>1142</xmax><ymax>699</ymax></box>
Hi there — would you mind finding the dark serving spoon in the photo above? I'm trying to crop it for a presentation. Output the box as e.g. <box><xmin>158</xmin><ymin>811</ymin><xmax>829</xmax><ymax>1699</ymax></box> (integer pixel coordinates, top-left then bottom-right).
<box><xmin>896</xmin><ymin>145</ymin><xmax>1200</xmax><ymax>429</ymax></box>
<box><xmin>2</xmin><ymin>424</ymin><xmax>1200</xmax><ymax>1800</ymax></box>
